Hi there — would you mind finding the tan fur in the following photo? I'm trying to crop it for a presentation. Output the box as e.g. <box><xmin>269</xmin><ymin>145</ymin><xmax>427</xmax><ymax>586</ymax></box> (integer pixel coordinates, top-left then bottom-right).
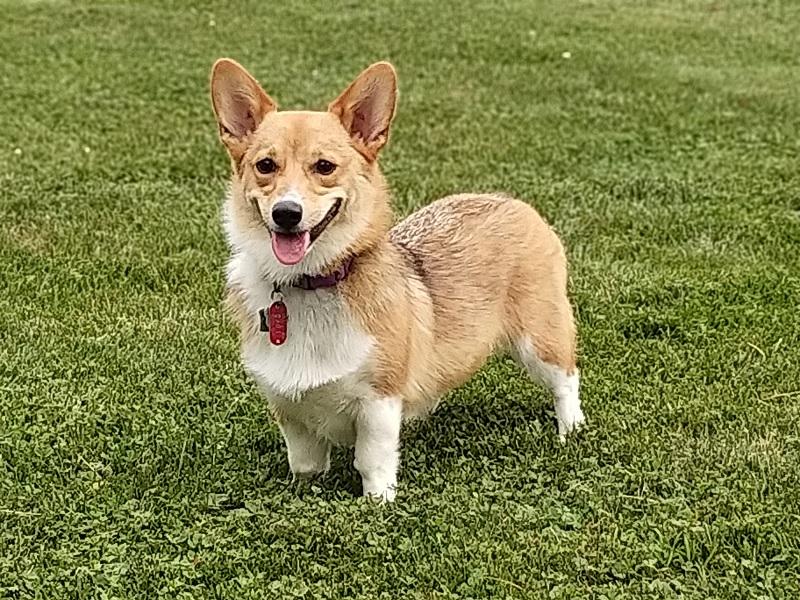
<box><xmin>342</xmin><ymin>193</ymin><xmax>576</xmax><ymax>413</ymax></box>
<box><xmin>211</xmin><ymin>59</ymin><xmax>577</xmax><ymax>417</ymax></box>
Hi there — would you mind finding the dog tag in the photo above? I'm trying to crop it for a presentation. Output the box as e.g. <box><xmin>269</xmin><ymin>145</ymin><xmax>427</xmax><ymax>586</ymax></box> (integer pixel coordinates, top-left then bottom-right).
<box><xmin>268</xmin><ymin>301</ymin><xmax>288</xmax><ymax>345</ymax></box>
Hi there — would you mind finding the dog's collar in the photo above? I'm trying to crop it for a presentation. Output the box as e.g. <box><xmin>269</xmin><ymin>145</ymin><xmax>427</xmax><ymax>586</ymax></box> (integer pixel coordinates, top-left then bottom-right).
<box><xmin>292</xmin><ymin>256</ymin><xmax>355</xmax><ymax>290</ymax></box>
<box><xmin>260</xmin><ymin>256</ymin><xmax>356</xmax><ymax>344</ymax></box>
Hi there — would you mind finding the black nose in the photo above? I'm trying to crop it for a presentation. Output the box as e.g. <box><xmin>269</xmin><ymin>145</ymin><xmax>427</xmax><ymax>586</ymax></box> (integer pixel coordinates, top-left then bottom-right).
<box><xmin>271</xmin><ymin>201</ymin><xmax>303</xmax><ymax>230</ymax></box>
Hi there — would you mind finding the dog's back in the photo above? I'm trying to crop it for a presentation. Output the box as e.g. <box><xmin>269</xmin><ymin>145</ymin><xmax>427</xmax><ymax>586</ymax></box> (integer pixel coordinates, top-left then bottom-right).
<box><xmin>387</xmin><ymin>193</ymin><xmax>576</xmax><ymax>405</ymax></box>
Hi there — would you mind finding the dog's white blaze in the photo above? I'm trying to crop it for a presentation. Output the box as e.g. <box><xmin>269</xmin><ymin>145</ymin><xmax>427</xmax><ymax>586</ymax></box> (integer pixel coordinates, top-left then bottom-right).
<box><xmin>513</xmin><ymin>337</ymin><xmax>585</xmax><ymax>441</ymax></box>
<box><xmin>275</xmin><ymin>186</ymin><xmax>304</xmax><ymax>210</ymax></box>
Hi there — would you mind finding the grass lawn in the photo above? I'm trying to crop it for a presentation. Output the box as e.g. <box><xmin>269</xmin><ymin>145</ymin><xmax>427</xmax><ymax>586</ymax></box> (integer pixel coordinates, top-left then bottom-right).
<box><xmin>2</xmin><ymin>0</ymin><xmax>799</xmax><ymax>597</ymax></box>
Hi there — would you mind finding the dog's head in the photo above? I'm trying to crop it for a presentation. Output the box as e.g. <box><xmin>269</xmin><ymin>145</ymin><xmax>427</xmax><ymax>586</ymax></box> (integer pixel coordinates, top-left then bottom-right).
<box><xmin>211</xmin><ymin>59</ymin><xmax>396</xmax><ymax>279</ymax></box>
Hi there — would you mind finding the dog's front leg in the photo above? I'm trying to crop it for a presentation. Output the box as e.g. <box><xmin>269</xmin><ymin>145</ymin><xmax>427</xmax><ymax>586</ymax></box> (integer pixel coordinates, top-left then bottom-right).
<box><xmin>278</xmin><ymin>418</ymin><xmax>331</xmax><ymax>479</ymax></box>
<box><xmin>354</xmin><ymin>396</ymin><xmax>402</xmax><ymax>502</ymax></box>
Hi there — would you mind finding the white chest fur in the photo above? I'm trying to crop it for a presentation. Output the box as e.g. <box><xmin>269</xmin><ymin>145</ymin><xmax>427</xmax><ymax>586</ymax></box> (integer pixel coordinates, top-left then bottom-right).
<box><xmin>269</xmin><ymin>373</ymin><xmax>377</xmax><ymax>447</ymax></box>
<box><xmin>227</xmin><ymin>252</ymin><xmax>376</xmax><ymax>444</ymax></box>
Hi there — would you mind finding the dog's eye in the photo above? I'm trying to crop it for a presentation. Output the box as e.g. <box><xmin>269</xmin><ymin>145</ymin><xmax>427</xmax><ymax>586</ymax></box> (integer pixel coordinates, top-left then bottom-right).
<box><xmin>313</xmin><ymin>159</ymin><xmax>337</xmax><ymax>176</ymax></box>
<box><xmin>255</xmin><ymin>158</ymin><xmax>277</xmax><ymax>175</ymax></box>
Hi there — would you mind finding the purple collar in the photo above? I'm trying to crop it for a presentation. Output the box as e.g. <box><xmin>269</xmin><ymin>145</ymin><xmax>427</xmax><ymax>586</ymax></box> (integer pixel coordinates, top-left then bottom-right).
<box><xmin>292</xmin><ymin>256</ymin><xmax>355</xmax><ymax>290</ymax></box>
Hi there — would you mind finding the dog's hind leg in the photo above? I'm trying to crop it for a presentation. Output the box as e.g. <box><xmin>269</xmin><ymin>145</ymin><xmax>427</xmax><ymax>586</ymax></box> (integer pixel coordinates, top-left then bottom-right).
<box><xmin>512</xmin><ymin>336</ymin><xmax>585</xmax><ymax>441</ymax></box>
<box><xmin>506</xmin><ymin>263</ymin><xmax>586</xmax><ymax>440</ymax></box>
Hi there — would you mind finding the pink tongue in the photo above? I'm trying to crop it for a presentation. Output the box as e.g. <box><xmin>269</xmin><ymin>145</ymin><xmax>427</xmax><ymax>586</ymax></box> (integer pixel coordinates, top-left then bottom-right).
<box><xmin>271</xmin><ymin>231</ymin><xmax>310</xmax><ymax>265</ymax></box>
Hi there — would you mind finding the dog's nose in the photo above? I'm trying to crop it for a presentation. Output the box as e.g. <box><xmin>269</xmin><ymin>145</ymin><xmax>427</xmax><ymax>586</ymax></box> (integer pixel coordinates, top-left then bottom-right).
<box><xmin>271</xmin><ymin>201</ymin><xmax>303</xmax><ymax>230</ymax></box>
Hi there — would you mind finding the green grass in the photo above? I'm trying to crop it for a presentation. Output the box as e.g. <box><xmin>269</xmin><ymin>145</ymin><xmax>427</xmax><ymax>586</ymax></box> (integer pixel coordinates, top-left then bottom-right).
<box><xmin>2</xmin><ymin>0</ymin><xmax>799</xmax><ymax>597</ymax></box>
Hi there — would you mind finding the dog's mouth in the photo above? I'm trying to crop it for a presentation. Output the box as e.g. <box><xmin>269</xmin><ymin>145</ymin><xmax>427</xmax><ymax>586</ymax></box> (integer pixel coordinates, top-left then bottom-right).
<box><xmin>270</xmin><ymin>198</ymin><xmax>342</xmax><ymax>266</ymax></box>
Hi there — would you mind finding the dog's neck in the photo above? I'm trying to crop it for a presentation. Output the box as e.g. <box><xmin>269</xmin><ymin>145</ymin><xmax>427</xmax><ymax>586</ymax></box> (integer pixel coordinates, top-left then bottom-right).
<box><xmin>293</xmin><ymin>255</ymin><xmax>356</xmax><ymax>290</ymax></box>
<box><xmin>296</xmin><ymin>203</ymin><xmax>391</xmax><ymax>290</ymax></box>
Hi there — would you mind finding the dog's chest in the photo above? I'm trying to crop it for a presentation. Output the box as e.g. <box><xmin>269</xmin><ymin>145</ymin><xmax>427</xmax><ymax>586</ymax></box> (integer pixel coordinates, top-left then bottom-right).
<box><xmin>230</xmin><ymin>254</ymin><xmax>371</xmax><ymax>381</ymax></box>
<box><xmin>243</xmin><ymin>293</ymin><xmax>375</xmax><ymax>445</ymax></box>
<box><xmin>229</xmin><ymin>253</ymin><xmax>376</xmax><ymax>443</ymax></box>
<box><xmin>241</xmin><ymin>288</ymin><xmax>374</xmax><ymax>395</ymax></box>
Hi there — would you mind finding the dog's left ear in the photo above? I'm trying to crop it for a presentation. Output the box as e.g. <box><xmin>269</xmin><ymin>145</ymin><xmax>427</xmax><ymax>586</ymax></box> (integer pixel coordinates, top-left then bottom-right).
<box><xmin>329</xmin><ymin>62</ymin><xmax>397</xmax><ymax>161</ymax></box>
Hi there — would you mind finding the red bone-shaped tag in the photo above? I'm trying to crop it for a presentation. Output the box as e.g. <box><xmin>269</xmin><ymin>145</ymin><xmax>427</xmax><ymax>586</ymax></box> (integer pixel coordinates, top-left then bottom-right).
<box><xmin>267</xmin><ymin>301</ymin><xmax>287</xmax><ymax>345</ymax></box>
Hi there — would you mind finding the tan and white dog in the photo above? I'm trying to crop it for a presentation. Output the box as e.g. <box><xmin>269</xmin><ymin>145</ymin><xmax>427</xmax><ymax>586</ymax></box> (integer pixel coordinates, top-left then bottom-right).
<box><xmin>211</xmin><ymin>59</ymin><xmax>585</xmax><ymax>501</ymax></box>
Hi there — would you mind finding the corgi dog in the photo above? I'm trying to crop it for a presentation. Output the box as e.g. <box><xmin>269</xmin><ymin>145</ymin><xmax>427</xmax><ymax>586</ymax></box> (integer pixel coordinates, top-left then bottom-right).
<box><xmin>211</xmin><ymin>59</ymin><xmax>585</xmax><ymax>501</ymax></box>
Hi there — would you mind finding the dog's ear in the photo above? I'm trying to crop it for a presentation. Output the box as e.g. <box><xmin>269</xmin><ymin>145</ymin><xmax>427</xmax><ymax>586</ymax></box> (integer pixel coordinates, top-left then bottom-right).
<box><xmin>328</xmin><ymin>62</ymin><xmax>397</xmax><ymax>161</ymax></box>
<box><xmin>210</xmin><ymin>59</ymin><xmax>277</xmax><ymax>160</ymax></box>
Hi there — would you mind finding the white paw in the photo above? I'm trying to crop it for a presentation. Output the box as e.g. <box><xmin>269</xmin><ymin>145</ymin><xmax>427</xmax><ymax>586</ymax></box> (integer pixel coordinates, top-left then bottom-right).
<box><xmin>288</xmin><ymin>457</ymin><xmax>330</xmax><ymax>480</ymax></box>
<box><xmin>290</xmin><ymin>467</ymin><xmax>327</xmax><ymax>481</ymax></box>
<box><xmin>362</xmin><ymin>477</ymin><xmax>397</xmax><ymax>502</ymax></box>
<box><xmin>557</xmin><ymin>406</ymin><xmax>586</xmax><ymax>443</ymax></box>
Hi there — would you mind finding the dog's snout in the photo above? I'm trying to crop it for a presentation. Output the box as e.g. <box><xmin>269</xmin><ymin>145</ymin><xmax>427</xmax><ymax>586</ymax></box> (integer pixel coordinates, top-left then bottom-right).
<box><xmin>271</xmin><ymin>201</ymin><xmax>303</xmax><ymax>230</ymax></box>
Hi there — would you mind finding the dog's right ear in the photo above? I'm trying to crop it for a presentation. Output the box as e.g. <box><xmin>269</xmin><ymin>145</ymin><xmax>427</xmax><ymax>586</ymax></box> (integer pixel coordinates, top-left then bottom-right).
<box><xmin>210</xmin><ymin>59</ymin><xmax>277</xmax><ymax>160</ymax></box>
